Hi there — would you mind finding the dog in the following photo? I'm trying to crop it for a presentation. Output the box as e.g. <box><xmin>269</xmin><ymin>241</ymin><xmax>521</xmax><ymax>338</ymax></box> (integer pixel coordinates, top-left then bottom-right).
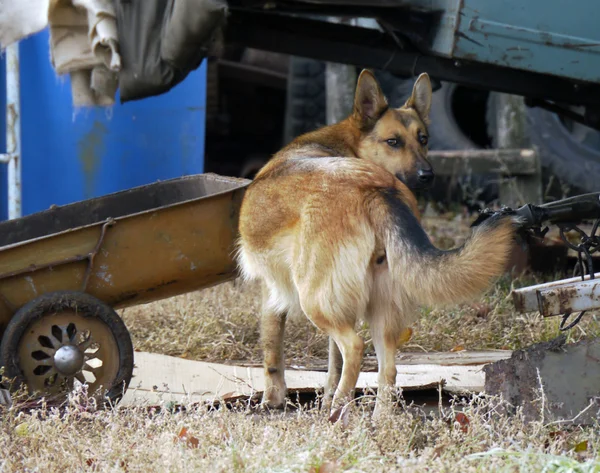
<box><xmin>236</xmin><ymin>70</ymin><xmax>519</xmax><ymax>418</ymax></box>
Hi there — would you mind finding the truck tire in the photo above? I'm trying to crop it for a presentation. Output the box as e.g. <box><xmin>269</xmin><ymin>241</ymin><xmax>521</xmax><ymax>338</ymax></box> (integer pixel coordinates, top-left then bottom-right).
<box><xmin>282</xmin><ymin>60</ymin><xmax>408</xmax><ymax>144</ymax></box>
<box><xmin>525</xmin><ymin>106</ymin><xmax>600</xmax><ymax>194</ymax></box>
<box><xmin>283</xmin><ymin>57</ymin><xmax>327</xmax><ymax>145</ymax></box>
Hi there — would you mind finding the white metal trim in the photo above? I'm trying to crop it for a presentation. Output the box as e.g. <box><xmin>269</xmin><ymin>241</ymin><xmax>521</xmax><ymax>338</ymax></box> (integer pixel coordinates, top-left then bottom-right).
<box><xmin>5</xmin><ymin>43</ymin><xmax>21</xmax><ymax>220</ymax></box>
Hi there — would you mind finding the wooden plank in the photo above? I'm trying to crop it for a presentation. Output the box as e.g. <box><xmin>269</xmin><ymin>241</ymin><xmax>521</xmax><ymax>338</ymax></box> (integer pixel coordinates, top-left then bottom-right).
<box><xmin>227</xmin><ymin>350</ymin><xmax>513</xmax><ymax>372</ymax></box>
<box><xmin>427</xmin><ymin>148</ymin><xmax>538</xmax><ymax>176</ymax></box>
<box><xmin>120</xmin><ymin>351</ymin><xmax>510</xmax><ymax>406</ymax></box>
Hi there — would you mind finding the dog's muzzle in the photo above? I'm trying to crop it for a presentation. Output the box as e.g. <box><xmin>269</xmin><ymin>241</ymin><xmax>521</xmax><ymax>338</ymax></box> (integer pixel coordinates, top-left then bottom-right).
<box><xmin>416</xmin><ymin>168</ymin><xmax>435</xmax><ymax>187</ymax></box>
<box><xmin>395</xmin><ymin>170</ymin><xmax>435</xmax><ymax>190</ymax></box>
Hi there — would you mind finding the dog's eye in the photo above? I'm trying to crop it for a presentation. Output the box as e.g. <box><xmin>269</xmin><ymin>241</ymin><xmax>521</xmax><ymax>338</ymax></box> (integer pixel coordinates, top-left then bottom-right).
<box><xmin>418</xmin><ymin>133</ymin><xmax>428</xmax><ymax>146</ymax></box>
<box><xmin>386</xmin><ymin>139</ymin><xmax>399</xmax><ymax>148</ymax></box>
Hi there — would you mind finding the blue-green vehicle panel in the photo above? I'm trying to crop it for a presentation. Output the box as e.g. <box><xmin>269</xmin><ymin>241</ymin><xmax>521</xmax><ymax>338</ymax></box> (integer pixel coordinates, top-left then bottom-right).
<box><xmin>404</xmin><ymin>0</ymin><xmax>600</xmax><ymax>84</ymax></box>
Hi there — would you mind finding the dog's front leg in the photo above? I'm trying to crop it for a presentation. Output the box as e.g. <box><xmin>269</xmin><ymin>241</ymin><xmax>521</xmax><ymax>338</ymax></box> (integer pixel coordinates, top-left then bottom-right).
<box><xmin>260</xmin><ymin>284</ymin><xmax>288</xmax><ymax>408</ymax></box>
<box><xmin>328</xmin><ymin>327</ymin><xmax>364</xmax><ymax>414</ymax></box>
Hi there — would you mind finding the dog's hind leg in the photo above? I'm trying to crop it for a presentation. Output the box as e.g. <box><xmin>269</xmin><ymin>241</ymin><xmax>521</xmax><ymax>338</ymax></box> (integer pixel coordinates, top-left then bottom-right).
<box><xmin>301</xmin><ymin>302</ymin><xmax>364</xmax><ymax>414</ymax></box>
<box><xmin>369</xmin><ymin>312</ymin><xmax>401</xmax><ymax>419</ymax></box>
<box><xmin>324</xmin><ymin>338</ymin><xmax>343</xmax><ymax>408</ymax></box>
<box><xmin>260</xmin><ymin>282</ymin><xmax>288</xmax><ymax>408</ymax></box>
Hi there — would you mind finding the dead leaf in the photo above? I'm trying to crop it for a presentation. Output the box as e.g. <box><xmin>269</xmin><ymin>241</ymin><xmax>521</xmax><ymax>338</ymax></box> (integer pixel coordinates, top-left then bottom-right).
<box><xmin>549</xmin><ymin>430</ymin><xmax>569</xmax><ymax>440</ymax></box>
<box><xmin>175</xmin><ymin>427</ymin><xmax>200</xmax><ymax>449</ymax></box>
<box><xmin>450</xmin><ymin>345</ymin><xmax>465</xmax><ymax>353</ymax></box>
<box><xmin>397</xmin><ymin>328</ymin><xmax>413</xmax><ymax>345</ymax></box>
<box><xmin>328</xmin><ymin>406</ymin><xmax>350</xmax><ymax>428</ymax></box>
<box><xmin>545</xmin><ymin>430</ymin><xmax>569</xmax><ymax>449</ymax></box>
<box><xmin>454</xmin><ymin>413</ymin><xmax>469</xmax><ymax>433</ymax></box>
<box><xmin>470</xmin><ymin>303</ymin><xmax>492</xmax><ymax>319</ymax></box>
<box><xmin>432</xmin><ymin>444</ymin><xmax>446</xmax><ymax>459</ymax></box>
<box><xmin>573</xmin><ymin>440</ymin><xmax>588</xmax><ymax>453</ymax></box>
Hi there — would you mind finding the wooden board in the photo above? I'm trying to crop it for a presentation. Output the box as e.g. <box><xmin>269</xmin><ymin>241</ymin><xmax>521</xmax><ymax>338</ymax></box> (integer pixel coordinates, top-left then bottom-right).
<box><xmin>120</xmin><ymin>350</ymin><xmax>513</xmax><ymax>407</ymax></box>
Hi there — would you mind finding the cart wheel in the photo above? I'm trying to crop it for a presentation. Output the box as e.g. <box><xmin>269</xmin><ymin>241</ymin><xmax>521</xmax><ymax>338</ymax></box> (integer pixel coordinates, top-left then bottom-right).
<box><xmin>0</xmin><ymin>291</ymin><xmax>134</xmax><ymax>405</ymax></box>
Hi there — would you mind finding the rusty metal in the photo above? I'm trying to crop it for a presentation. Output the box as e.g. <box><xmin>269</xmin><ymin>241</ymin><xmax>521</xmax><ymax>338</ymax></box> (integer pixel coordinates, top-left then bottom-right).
<box><xmin>81</xmin><ymin>218</ymin><xmax>115</xmax><ymax>291</ymax></box>
<box><xmin>548</xmin><ymin>218</ymin><xmax>600</xmax><ymax>330</ymax></box>
<box><xmin>535</xmin><ymin>279</ymin><xmax>600</xmax><ymax>317</ymax></box>
<box><xmin>0</xmin><ymin>173</ymin><xmax>251</xmax><ymax>332</ymax></box>
<box><xmin>512</xmin><ymin>272</ymin><xmax>600</xmax><ymax>313</ymax></box>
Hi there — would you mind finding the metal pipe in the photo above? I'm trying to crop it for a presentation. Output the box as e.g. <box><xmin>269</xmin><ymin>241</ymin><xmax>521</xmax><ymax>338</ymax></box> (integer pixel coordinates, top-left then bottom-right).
<box><xmin>5</xmin><ymin>43</ymin><xmax>21</xmax><ymax>220</ymax></box>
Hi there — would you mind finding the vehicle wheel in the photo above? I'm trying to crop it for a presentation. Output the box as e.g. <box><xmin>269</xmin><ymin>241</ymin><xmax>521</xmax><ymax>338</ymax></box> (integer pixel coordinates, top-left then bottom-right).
<box><xmin>524</xmin><ymin>106</ymin><xmax>600</xmax><ymax>194</ymax></box>
<box><xmin>0</xmin><ymin>291</ymin><xmax>134</xmax><ymax>405</ymax></box>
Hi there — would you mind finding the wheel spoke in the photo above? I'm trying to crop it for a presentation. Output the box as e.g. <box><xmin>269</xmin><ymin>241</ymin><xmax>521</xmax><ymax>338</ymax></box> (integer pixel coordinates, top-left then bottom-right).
<box><xmin>78</xmin><ymin>337</ymin><xmax>93</xmax><ymax>351</ymax></box>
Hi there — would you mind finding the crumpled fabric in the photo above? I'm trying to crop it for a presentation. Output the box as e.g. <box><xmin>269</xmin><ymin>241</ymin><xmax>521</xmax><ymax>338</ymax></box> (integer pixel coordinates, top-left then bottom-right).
<box><xmin>0</xmin><ymin>0</ymin><xmax>120</xmax><ymax>107</ymax></box>
<box><xmin>115</xmin><ymin>0</ymin><xmax>228</xmax><ymax>103</ymax></box>
<box><xmin>49</xmin><ymin>0</ymin><xmax>121</xmax><ymax>106</ymax></box>
<box><xmin>0</xmin><ymin>0</ymin><xmax>229</xmax><ymax>105</ymax></box>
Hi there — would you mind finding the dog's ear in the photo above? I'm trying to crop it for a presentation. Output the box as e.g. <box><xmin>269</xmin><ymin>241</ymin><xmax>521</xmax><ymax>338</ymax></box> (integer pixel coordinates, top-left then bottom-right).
<box><xmin>404</xmin><ymin>73</ymin><xmax>432</xmax><ymax>122</ymax></box>
<box><xmin>353</xmin><ymin>70</ymin><xmax>388</xmax><ymax>127</ymax></box>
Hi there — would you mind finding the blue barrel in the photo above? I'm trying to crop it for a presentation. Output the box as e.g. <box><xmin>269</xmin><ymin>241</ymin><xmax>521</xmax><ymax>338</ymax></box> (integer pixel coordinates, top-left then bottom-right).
<box><xmin>0</xmin><ymin>28</ymin><xmax>206</xmax><ymax>221</ymax></box>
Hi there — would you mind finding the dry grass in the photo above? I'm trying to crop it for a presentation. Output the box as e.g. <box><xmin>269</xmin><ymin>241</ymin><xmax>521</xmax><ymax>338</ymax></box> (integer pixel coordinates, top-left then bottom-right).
<box><xmin>2</xmin><ymin>392</ymin><xmax>600</xmax><ymax>472</ymax></box>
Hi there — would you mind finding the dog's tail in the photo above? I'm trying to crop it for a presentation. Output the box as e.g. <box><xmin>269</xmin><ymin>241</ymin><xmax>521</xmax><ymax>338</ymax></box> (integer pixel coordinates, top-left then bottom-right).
<box><xmin>369</xmin><ymin>187</ymin><xmax>520</xmax><ymax>308</ymax></box>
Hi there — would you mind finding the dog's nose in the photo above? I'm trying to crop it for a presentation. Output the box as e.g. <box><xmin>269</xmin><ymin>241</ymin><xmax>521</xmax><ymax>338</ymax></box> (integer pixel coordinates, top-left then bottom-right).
<box><xmin>417</xmin><ymin>168</ymin><xmax>435</xmax><ymax>184</ymax></box>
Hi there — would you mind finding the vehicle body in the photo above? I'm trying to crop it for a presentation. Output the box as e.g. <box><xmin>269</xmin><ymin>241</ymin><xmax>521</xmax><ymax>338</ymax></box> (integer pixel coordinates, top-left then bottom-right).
<box><xmin>0</xmin><ymin>173</ymin><xmax>250</xmax><ymax>403</ymax></box>
<box><xmin>206</xmin><ymin>0</ymin><xmax>600</xmax><ymax>195</ymax></box>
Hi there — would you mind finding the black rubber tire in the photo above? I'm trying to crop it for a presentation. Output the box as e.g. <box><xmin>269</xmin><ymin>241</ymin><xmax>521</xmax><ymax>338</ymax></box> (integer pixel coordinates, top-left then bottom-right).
<box><xmin>282</xmin><ymin>60</ymin><xmax>405</xmax><ymax>144</ymax></box>
<box><xmin>524</xmin><ymin>107</ymin><xmax>600</xmax><ymax>194</ymax></box>
<box><xmin>0</xmin><ymin>291</ymin><xmax>134</xmax><ymax>405</ymax></box>
<box><xmin>283</xmin><ymin>57</ymin><xmax>327</xmax><ymax>145</ymax></box>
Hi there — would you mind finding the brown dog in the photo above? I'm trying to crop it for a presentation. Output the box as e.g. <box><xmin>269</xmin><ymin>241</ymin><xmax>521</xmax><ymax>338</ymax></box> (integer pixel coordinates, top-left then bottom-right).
<box><xmin>236</xmin><ymin>70</ymin><xmax>518</xmax><ymax>417</ymax></box>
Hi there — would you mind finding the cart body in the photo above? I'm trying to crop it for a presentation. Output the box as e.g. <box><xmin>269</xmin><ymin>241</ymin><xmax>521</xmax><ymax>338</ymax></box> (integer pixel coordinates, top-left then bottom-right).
<box><xmin>0</xmin><ymin>173</ymin><xmax>251</xmax><ymax>338</ymax></box>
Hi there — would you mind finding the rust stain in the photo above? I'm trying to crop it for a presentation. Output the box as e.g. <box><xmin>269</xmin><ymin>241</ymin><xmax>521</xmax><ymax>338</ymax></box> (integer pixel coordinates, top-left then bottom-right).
<box><xmin>78</xmin><ymin>121</ymin><xmax>107</xmax><ymax>199</ymax></box>
<box><xmin>556</xmin><ymin>286</ymin><xmax>577</xmax><ymax>314</ymax></box>
<box><xmin>512</xmin><ymin>291</ymin><xmax>526</xmax><ymax>312</ymax></box>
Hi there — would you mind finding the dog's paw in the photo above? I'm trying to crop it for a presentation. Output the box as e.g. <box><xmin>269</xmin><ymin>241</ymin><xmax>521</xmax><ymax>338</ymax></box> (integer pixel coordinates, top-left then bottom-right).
<box><xmin>261</xmin><ymin>388</ymin><xmax>287</xmax><ymax>410</ymax></box>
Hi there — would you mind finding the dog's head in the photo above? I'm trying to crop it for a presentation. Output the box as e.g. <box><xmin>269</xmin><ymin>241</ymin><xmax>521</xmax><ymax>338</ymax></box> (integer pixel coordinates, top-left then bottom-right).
<box><xmin>352</xmin><ymin>70</ymin><xmax>434</xmax><ymax>190</ymax></box>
